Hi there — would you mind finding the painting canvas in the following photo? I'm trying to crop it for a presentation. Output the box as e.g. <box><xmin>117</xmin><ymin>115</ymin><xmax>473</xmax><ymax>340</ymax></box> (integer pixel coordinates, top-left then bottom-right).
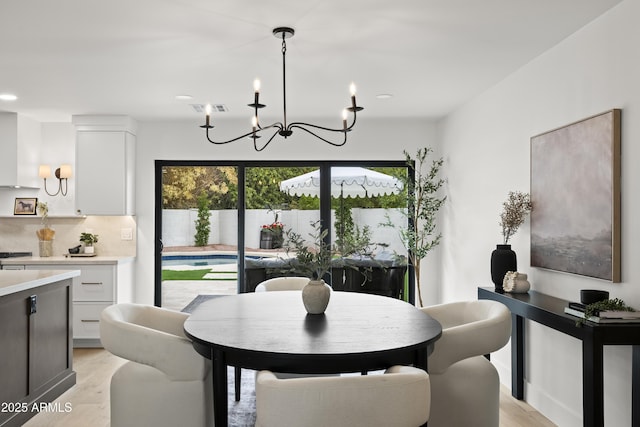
<box><xmin>530</xmin><ymin>109</ymin><xmax>621</xmax><ymax>282</ymax></box>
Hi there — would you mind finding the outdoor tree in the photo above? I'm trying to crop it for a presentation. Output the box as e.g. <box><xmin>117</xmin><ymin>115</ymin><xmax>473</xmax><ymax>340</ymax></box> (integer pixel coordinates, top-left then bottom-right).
<box><xmin>383</xmin><ymin>147</ymin><xmax>446</xmax><ymax>307</ymax></box>
<box><xmin>163</xmin><ymin>166</ymin><xmax>236</xmax><ymax>209</ymax></box>
<box><xmin>194</xmin><ymin>192</ymin><xmax>211</xmax><ymax>246</ymax></box>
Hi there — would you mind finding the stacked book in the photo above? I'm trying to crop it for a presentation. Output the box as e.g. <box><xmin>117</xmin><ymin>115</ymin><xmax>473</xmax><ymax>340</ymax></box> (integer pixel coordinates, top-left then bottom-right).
<box><xmin>564</xmin><ymin>302</ymin><xmax>640</xmax><ymax>323</ymax></box>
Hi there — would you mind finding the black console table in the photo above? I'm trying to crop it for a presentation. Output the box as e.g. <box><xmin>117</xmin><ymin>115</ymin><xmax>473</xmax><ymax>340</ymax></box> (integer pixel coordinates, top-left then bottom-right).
<box><xmin>478</xmin><ymin>287</ymin><xmax>640</xmax><ymax>427</ymax></box>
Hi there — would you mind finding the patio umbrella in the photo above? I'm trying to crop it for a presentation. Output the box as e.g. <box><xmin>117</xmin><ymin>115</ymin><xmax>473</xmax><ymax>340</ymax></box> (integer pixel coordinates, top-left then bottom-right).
<box><xmin>279</xmin><ymin>167</ymin><xmax>403</xmax><ymax>198</ymax></box>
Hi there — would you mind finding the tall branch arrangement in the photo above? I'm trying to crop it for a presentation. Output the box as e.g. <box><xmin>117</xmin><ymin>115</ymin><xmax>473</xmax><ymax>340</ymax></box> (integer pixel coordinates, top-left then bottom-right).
<box><xmin>283</xmin><ymin>220</ymin><xmax>334</xmax><ymax>280</ymax></box>
<box><xmin>383</xmin><ymin>147</ymin><xmax>446</xmax><ymax>307</ymax></box>
<box><xmin>500</xmin><ymin>191</ymin><xmax>532</xmax><ymax>244</ymax></box>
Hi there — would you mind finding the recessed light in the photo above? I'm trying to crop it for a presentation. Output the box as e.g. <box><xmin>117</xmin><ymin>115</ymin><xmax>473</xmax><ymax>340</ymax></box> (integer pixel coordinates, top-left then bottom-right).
<box><xmin>175</xmin><ymin>95</ymin><xmax>193</xmax><ymax>100</ymax></box>
<box><xmin>0</xmin><ymin>93</ymin><xmax>18</xmax><ymax>101</ymax></box>
<box><xmin>376</xmin><ymin>94</ymin><xmax>393</xmax><ymax>99</ymax></box>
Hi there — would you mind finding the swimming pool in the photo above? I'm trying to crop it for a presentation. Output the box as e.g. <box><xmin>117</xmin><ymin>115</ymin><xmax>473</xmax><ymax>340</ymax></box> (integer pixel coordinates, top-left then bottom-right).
<box><xmin>162</xmin><ymin>253</ymin><xmax>260</xmax><ymax>268</ymax></box>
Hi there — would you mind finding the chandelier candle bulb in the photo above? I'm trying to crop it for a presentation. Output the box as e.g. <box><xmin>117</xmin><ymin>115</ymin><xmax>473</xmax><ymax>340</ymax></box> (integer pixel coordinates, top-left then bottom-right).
<box><xmin>350</xmin><ymin>83</ymin><xmax>357</xmax><ymax>109</ymax></box>
<box><xmin>253</xmin><ymin>79</ymin><xmax>261</xmax><ymax>93</ymax></box>
<box><xmin>252</xmin><ymin>116</ymin><xmax>258</xmax><ymax>132</ymax></box>
<box><xmin>204</xmin><ymin>104</ymin><xmax>212</xmax><ymax>127</ymax></box>
<box><xmin>342</xmin><ymin>109</ymin><xmax>348</xmax><ymax>130</ymax></box>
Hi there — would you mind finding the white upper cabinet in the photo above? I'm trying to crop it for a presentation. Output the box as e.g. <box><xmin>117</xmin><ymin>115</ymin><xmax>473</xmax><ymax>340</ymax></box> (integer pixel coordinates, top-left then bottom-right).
<box><xmin>73</xmin><ymin>116</ymin><xmax>136</xmax><ymax>215</ymax></box>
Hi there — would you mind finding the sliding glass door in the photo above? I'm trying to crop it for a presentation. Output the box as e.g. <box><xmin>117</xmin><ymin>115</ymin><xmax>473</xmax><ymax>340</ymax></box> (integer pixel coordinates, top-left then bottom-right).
<box><xmin>155</xmin><ymin>161</ymin><xmax>412</xmax><ymax>309</ymax></box>
<box><xmin>157</xmin><ymin>164</ymin><xmax>239</xmax><ymax>310</ymax></box>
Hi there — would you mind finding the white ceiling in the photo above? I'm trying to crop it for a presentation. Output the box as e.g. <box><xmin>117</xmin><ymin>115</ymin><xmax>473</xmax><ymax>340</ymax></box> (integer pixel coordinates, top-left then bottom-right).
<box><xmin>0</xmin><ymin>0</ymin><xmax>622</xmax><ymax>123</ymax></box>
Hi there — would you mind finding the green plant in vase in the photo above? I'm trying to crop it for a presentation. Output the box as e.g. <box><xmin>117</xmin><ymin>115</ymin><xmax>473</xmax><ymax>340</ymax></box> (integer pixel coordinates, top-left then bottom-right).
<box><xmin>282</xmin><ymin>220</ymin><xmax>333</xmax><ymax>280</ymax></box>
<box><xmin>79</xmin><ymin>232</ymin><xmax>99</xmax><ymax>254</ymax></box>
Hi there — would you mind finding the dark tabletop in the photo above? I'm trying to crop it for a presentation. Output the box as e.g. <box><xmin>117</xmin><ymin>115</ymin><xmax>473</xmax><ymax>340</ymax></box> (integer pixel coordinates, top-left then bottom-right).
<box><xmin>184</xmin><ymin>291</ymin><xmax>442</xmax><ymax>373</ymax></box>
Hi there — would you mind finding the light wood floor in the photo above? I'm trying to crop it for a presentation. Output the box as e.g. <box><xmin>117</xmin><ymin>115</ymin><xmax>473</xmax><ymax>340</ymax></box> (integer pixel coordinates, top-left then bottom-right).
<box><xmin>24</xmin><ymin>348</ymin><xmax>556</xmax><ymax>427</ymax></box>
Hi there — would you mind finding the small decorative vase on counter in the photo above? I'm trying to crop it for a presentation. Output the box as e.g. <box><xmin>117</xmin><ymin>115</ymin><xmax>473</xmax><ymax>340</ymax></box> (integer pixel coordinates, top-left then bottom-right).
<box><xmin>302</xmin><ymin>279</ymin><xmax>331</xmax><ymax>314</ymax></box>
<box><xmin>502</xmin><ymin>271</ymin><xmax>530</xmax><ymax>293</ymax></box>
<box><xmin>84</xmin><ymin>245</ymin><xmax>95</xmax><ymax>254</ymax></box>
<box><xmin>490</xmin><ymin>244</ymin><xmax>517</xmax><ymax>293</ymax></box>
<box><xmin>38</xmin><ymin>240</ymin><xmax>53</xmax><ymax>257</ymax></box>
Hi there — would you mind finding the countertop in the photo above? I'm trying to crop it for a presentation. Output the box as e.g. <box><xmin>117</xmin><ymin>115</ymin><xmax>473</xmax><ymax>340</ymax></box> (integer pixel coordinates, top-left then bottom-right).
<box><xmin>0</xmin><ymin>269</ymin><xmax>81</xmax><ymax>297</ymax></box>
<box><xmin>0</xmin><ymin>255</ymin><xmax>135</xmax><ymax>266</ymax></box>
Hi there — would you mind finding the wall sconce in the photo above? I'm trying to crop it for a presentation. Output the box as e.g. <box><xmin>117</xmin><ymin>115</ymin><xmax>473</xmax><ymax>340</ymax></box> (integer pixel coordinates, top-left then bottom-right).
<box><xmin>39</xmin><ymin>164</ymin><xmax>72</xmax><ymax>196</ymax></box>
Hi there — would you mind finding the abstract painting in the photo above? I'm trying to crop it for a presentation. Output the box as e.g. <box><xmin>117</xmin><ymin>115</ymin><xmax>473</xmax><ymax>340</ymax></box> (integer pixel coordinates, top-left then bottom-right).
<box><xmin>530</xmin><ymin>109</ymin><xmax>621</xmax><ymax>281</ymax></box>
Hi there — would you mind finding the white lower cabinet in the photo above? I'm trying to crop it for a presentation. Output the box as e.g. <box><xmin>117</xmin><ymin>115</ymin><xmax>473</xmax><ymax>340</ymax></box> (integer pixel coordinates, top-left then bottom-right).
<box><xmin>24</xmin><ymin>262</ymin><xmax>133</xmax><ymax>347</ymax></box>
<box><xmin>73</xmin><ymin>303</ymin><xmax>112</xmax><ymax>340</ymax></box>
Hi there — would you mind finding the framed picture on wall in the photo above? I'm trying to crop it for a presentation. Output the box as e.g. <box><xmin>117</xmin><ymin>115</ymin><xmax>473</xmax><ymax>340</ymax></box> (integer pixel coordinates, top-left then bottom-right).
<box><xmin>14</xmin><ymin>198</ymin><xmax>38</xmax><ymax>215</ymax></box>
<box><xmin>530</xmin><ymin>109</ymin><xmax>621</xmax><ymax>282</ymax></box>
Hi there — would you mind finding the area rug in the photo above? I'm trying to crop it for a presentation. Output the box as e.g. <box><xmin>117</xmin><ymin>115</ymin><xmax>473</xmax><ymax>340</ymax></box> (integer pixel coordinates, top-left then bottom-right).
<box><xmin>183</xmin><ymin>295</ymin><xmax>257</xmax><ymax>426</ymax></box>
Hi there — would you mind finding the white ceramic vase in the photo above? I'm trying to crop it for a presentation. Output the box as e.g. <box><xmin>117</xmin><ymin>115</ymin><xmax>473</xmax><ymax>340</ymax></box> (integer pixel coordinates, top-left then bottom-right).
<box><xmin>84</xmin><ymin>245</ymin><xmax>95</xmax><ymax>254</ymax></box>
<box><xmin>301</xmin><ymin>279</ymin><xmax>331</xmax><ymax>314</ymax></box>
<box><xmin>503</xmin><ymin>271</ymin><xmax>530</xmax><ymax>293</ymax></box>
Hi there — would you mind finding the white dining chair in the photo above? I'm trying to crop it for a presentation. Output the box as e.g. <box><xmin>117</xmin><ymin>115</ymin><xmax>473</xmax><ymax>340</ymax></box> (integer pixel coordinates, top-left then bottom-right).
<box><xmin>100</xmin><ymin>303</ymin><xmax>213</xmax><ymax>427</ymax></box>
<box><xmin>254</xmin><ymin>276</ymin><xmax>309</xmax><ymax>292</ymax></box>
<box><xmin>420</xmin><ymin>300</ymin><xmax>511</xmax><ymax>427</ymax></box>
<box><xmin>255</xmin><ymin>365</ymin><xmax>430</xmax><ymax>427</ymax></box>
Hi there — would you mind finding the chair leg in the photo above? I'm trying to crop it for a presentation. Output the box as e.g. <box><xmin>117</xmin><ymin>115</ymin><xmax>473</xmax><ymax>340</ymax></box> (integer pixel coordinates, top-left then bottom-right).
<box><xmin>235</xmin><ymin>367</ymin><xmax>241</xmax><ymax>401</ymax></box>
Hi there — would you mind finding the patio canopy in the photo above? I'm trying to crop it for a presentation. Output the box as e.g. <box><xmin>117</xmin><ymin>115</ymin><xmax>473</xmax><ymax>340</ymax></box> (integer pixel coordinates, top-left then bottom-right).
<box><xmin>279</xmin><ymin>167</ymin><xmax>403</xmax><ymax>198</ymax></box>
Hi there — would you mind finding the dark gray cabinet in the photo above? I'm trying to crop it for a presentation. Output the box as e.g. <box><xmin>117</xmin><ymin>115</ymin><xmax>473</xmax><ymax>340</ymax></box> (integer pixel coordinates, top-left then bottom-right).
<box><xmin>0</xmin><ymin>278</ymin><xmax>75</xmax><ymax>427</ymax></box>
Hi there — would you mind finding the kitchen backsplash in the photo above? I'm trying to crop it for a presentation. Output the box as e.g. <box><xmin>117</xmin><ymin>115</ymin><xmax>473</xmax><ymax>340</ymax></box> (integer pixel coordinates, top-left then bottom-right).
<box><xmin>0</xmin><ymin>216</ymin><xmax>136</xmax><ymax>257</ymax></box>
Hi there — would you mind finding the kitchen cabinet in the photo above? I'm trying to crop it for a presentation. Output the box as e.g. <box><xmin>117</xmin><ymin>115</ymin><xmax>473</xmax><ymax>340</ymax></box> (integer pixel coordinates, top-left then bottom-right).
<box><xmin>23</xmin><ymin>260</ymin><xmax>133</xmax><ymax>347</ymax></box>
<box><xmin>73</xmin><ymin>115</ymin><xmax>136</xmax><ymax>216</ymax></box>
<box><xmin>0</xmin><ymin>271</ymin><xmax>76</xmax><ymax>427</ymax></box>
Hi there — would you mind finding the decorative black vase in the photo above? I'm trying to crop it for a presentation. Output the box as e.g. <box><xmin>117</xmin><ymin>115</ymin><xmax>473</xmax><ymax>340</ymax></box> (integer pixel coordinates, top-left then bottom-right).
<box><xmin>491</xmin><ymin>244</ymin><xmax>517</xmax><ymax>293</ymax></box>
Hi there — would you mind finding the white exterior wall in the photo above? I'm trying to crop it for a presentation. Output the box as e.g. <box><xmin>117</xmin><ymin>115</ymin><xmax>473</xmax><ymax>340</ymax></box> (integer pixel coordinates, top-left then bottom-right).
<box><xmin>161</xmin><ymin>208</ymin><xmax>406</xmax><ymax>254</ymax></box>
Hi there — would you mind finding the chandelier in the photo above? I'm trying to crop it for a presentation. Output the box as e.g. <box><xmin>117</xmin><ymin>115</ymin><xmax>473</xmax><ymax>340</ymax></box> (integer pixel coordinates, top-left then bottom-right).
<box><xmin>201</xmin><ymin>27</ymin><xmax>363</xmax><ymax>152</ymax></box>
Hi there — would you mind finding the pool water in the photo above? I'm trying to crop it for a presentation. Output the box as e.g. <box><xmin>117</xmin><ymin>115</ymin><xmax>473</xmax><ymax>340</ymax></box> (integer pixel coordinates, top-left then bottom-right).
<box><xmin>162</xmin><ymin>254</ymin><xmax>258</xmax><ymax>268</ymax></box>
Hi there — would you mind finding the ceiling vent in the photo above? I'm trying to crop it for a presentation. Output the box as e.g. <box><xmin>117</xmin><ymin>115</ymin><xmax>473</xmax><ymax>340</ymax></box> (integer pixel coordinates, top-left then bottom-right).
<box><xmin>191</xmin><ymin>104</ymin><xmax>227</xmax><ymax>113</ymax></box>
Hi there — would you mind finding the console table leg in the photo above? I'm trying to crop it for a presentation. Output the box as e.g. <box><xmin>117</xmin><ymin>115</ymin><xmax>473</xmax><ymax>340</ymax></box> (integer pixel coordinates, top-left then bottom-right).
<box><xmin>512</xmin><ymin>314</ymin><xmax>524</xmax><ymax>399</ymax></box>
<box><xmin>582</xmin><ymin>337</ymin><xmax>604</xmax><ymax>427</ymax></box>
<box><xmin>633</xmin><ymin>345</ymin><xmax>640</xmax><ymax>427</ymax></box>
<box><xmin>212</xmin><ymin>348</ymin><xmax>228</xmax><ymax>427</ymax></box>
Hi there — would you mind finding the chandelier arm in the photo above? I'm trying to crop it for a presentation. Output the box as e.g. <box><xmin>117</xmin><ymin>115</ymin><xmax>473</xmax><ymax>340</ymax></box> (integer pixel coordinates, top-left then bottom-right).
<box><xmin>286</xmin><ymin>107</ymin><xmax>360</xmax><ymax>133</ymax></box>
<box><xmin>205</xmin><ymin>128</ymin><xmax>259</xmax><ymax>145</ymax></box>
<box><xmin>257</xmin><ymin>121</ymin><xmax>284</xmax><ymax>132</ymax></box>
<box><xmin>288</xmin><ymin>124</ymin><xmax>348</xmax><ymax>147</ymax></box>
<box><xmin>253</xmin><ymin>128</ymin><xmax>282</xmax><ymax>152</ymax></box>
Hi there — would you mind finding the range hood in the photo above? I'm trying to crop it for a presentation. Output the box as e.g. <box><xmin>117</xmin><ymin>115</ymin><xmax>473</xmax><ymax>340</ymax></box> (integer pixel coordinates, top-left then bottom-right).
<box><xmin>0</xmin><ymin>112</ymin><xmax>40</xmax><ymax>189</ymax></box>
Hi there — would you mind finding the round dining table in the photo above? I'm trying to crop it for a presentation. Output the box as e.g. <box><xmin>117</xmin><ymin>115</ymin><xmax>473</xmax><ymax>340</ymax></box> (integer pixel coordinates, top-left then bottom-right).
<box><xmin>184</xmin><ymin>290</ymin><xmax>442</xmax><ymax>427</ymax></box>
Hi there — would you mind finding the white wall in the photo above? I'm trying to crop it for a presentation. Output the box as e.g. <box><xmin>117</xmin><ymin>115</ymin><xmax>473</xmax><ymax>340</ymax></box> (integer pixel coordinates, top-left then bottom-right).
<box><xmin>438</xmin><ymin>1</ymin><xmax>638</xmax><ymax>425</ymax></box>
<box><xmin>134</xmin><ymin>117</ymin><xmax>440</xmax><ymax>303</ymax></box>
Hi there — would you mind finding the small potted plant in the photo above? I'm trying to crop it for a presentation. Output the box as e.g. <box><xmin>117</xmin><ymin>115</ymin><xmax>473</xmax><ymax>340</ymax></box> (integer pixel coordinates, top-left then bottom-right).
<box><xmin>260</xmin><ymin>209</ymin><xmax>284</xmax><ymax>249</ymax></box>
<box><xmin>79</xmin><ymin>232</ymin><xmax>99</xmax><ymax>254</ymax></box>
